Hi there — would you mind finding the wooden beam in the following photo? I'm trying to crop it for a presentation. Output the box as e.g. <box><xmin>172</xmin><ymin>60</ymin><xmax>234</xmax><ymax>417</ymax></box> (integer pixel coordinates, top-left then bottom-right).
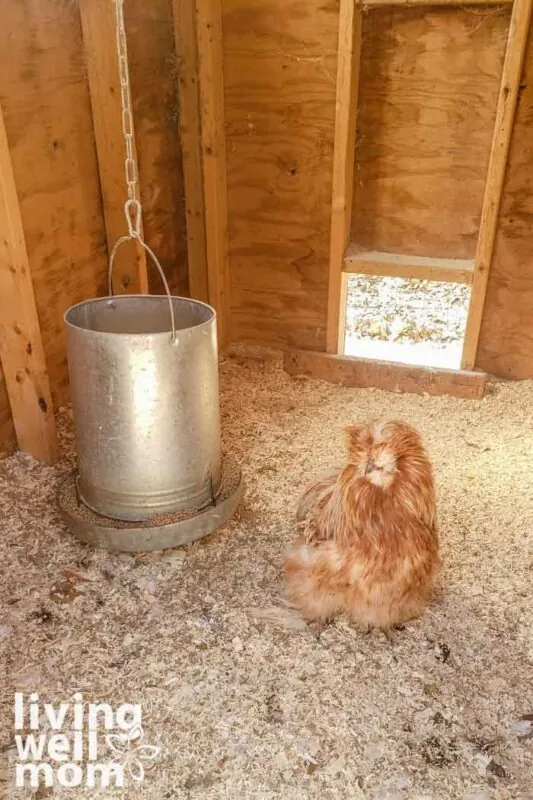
<box><xmin>0</xmin><ymin>106</ymin><xmax>58</xmax><ymax>463</ymax></box>
<box><xmin>285</xmin><ymin>349</ymin><xmax>486</xmax><ymax>400</ymax></box>
<box><xmin>462</xmin><ymin>0</ymin><xmax>533</xmax><ymax>370</ymax></box>
<box><xmin>326</xmin><ymin>0</ymin><xmax>363</xmax><ymax>354</ymax></box>
<box><xmin>344</xmin><ymin>247</ymin><xmax>474</xmax><ymax>284</ymax></box>
<box><xmin>79</xmin><ymin>0</ymin><xmax>149</xmax><ymax>295</ymax></box>
<box><xmin>363</xmin><ymin>0</ymin><xmax>511</xmax><ymax>5</ymax></box>
<box><xmin>195</xmin><ymin>0</ymin><xmax>230</xmax><ymax>346</ymax></box>
<box><xmin>172</xmin><ymin>0</ymin><xmax>209</xmax><ymax>303</ymax></box>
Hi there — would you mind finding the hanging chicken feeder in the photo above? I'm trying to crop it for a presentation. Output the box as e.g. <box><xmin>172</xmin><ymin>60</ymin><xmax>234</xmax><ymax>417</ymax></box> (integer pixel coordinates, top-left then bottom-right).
<box><xmin>57</xmin><ymin>0</ymin><xmax>242</xmax><ymax>551</ymax></box>
<box><xmin>57</xmin><ymin>291</ymin><xmax>243</xmax><ymax>552</ymax></box>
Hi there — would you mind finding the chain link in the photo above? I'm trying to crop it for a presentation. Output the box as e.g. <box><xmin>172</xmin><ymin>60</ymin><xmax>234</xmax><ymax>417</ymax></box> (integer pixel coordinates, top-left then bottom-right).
<box><xmin>114</xmin><ymin>0</ymin><xmax>140</xmax><ymax>230</ymax></box>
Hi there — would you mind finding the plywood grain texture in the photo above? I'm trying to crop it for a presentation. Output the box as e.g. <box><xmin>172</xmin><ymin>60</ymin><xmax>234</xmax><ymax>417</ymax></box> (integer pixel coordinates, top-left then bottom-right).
<box><xmin>0</xmin><ymin>0</ymin><xmax>109</xmax><ymax>408</ymax></box>
<box><xmin>476</xmin><ymin>28</ymin><xmax>533</xmax><ymax>379</ymax></box>
<box><xmin>125</xmin><ymin>0</ymin><xmax>189</xmax><ymax>296</ymax></box>
<box><xmin>352</xmin><ymin>7</ymin><xmax>511</xmax><ymax>259</ymax></box>
<box><xmin>223</xmin><ymin>0</ymin><xmax>339</xmax><ymax>350</ymax></box>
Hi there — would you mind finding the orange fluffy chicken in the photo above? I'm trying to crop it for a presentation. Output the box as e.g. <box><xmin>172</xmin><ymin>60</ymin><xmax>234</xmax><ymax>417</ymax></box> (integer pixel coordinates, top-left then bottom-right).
<box><xmin>284</xmin><ymin>420</ymin><xmax>439</xmax><ymax>630</ymax></box>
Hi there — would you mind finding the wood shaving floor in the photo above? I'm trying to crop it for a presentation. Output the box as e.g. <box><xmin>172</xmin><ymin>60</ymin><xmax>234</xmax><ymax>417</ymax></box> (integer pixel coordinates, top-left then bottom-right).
<box><xmin>1</xmin><ymin>344</ymin><xmax>532</xmax><ymax>799</ymax></box>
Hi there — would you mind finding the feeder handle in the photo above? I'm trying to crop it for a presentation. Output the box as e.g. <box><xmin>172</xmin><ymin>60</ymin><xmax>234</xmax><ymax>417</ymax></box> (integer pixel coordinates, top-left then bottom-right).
<box><xmin>108</xmin><ymin>230</ymin><xmax>177</xmax><ymax>344</ymax></box>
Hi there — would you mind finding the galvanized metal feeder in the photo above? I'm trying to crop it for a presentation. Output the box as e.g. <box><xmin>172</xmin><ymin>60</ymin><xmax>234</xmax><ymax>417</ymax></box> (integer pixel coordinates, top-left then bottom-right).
<box><xmin>57</xmin><ymin>0</ymin><xmax>242</xmax><ymax>551</ymax></box>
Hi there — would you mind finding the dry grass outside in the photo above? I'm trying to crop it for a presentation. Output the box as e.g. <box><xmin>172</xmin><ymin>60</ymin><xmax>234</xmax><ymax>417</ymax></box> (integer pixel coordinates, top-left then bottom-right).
<box><xmin>1</xmin><ymin>344</ymin><xmax>532</xmax><ymax>799</ymax></box>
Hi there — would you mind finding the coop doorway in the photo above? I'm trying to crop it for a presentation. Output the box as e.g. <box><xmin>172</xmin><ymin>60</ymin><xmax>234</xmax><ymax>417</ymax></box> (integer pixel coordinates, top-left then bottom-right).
<box><xmin>340</xmin><ymin>254</ymin><xmax>473</xmax><ymax>371</ymax></box>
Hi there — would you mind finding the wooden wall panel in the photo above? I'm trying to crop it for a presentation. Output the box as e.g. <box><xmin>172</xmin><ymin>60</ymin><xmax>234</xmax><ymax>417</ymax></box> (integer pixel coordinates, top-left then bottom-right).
<box><xmin>476</xmin><ymin>29</ymin><xmax>533</xmax><ymax>380</ymax></box>
<box><xmin>126</xmin><ymin>0</ymin><xmax>189</xmax><ymax>297</ymax></box>
<box><xmin>223</xmin><ymin>0</ymin><xmax>338</xmax><ymax>350</ymax></box>
<box><xmin>0</xmin><ymin>0</ymin><xmax>108</xmax><ymax>408</ymax></box>
<box><xmin>352</xmin><ymin>8</ymin><xmax>510</xmax><ymax>259</ymax></box>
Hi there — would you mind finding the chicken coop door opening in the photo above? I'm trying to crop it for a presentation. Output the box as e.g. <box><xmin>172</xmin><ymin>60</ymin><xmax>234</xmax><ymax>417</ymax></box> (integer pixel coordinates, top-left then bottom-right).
<box><xmin>342</xmin><ymin>275</ymin><xmax>471</xmax><ymax>370</ymax></box>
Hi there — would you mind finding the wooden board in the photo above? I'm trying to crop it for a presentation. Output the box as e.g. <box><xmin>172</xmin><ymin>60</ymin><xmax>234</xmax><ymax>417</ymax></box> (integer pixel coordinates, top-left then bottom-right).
<box><xmin>352</xmin><ymin>7</ymin><xmax>511</xmax><ymax>259</ymax></box>
<box><xmin>284</xmin><ymin>349</ymin><xmax>487</xmax><ymax>400</ymax></box>
<box><xmin>223</xmin><ymin>0</ymin><xmax>338</xmax><ymax>350</ymax></box>
<box><xmin>125</xmin><ymin>0</ymin><xmax>189</xmax><ymax>297</ymax></box>
<box><xmin>364</xmin><ymin>0</ymin><xmax>511</xmax><ymax>5</ymax></box>
<box><xmin>79</xmin><ymin>0</ymin><xmax>149</xmax><ymax>296</ymax></box>
<box><xmin>344</xmin><ymin>246</ymin><xmax>474</xmax><ymax>284</ymax></box>
<box><xmin>476</xmin><ymin>27</ymin><xmax>533</xmax><ymax>379</ymax></box>
<box><xmin>0</xmin><ymin>103</ymin><xmax>57</xmax><ymax>462</ymax></box>
<box><xmin>197</xmin><ymin>0</ymin><xmax>231</xmax><ymax>346</ymax></box>
<box><xmin>172</xmin><ymin>0</ymin><xmax>209</xmax><ymax>303</ymax></box>
<box><xmin>0</xmin><ymin>0</ymin><xmax>109</xmax><ymax>407</ymax></box>
<box><xmin>326</xmin><ymin>0</ymin><xmax>362</xmax><ymax>355</ymax></box>
<box><xmin>0</xmin><ymin>365</ymin><xmax>16</xmax><ymax>459</ymax></box>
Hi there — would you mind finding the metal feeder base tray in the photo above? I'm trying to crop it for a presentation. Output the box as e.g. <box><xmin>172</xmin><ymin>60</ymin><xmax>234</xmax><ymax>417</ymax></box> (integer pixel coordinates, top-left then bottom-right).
<box><xmin>57</xmin><ymin>455</ymin><xmax>244</xmax><ymax>553</ymax></box>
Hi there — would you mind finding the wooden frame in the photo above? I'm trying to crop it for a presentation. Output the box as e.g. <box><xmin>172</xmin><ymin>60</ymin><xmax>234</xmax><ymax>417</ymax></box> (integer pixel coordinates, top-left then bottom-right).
<box><xmin>79</xmin><ymin>0</ymin><xmax>149</xmax><ymax>295</ymax></box>
<box><xmin>344</xmin><ymin>247</ymin><xmax>474</xmax><ymax>285</ymax></box>
<box><xmin>0</xmin><ymin>105</ymin><xmax>58</xmax><ymax>463</ymax></box>
<box><xmin>195</xmin><ymin>0</ymin><xmax>231</xmax><ymax>348</ymax></box>
<box><xmin>172</xmin><ymin>0</ymin><xmax>209</xmax><ymax>303</ymax></box>
<box><xmin>326</xmin><ymin>0</ymin><xmax>531</xmax><ymax>379</ymax></box>
<box><xmin>326</xmin><ymin>0</ymin><xmax>363</xmax><ymax>354</ymax></box>
<box><xmin>461</xmin><ymin>0</ymin><xmax>532</xmax><ymax>369</ymax></box>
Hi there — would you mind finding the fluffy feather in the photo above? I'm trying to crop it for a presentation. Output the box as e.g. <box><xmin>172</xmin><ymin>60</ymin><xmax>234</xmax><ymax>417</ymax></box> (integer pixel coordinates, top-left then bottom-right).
<box><xmin>284</xmin><ymin>420</ymin><xmax>439</xmax><ymax>630</ymax></box>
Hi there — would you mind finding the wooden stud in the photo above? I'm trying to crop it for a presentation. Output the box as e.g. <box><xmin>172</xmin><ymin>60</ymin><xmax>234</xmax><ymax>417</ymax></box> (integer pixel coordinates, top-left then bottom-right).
<box><xmin>79</xmin><ymin>0</ymin><xmax>149</xmax><ymax>295</ymax></box>
<box><xmin>284</xmin><ymin>349</ymin><xmax>486</xmax><ymax>400</ymax></box>
<box><xmin>172</xmin><ymin>0</ymin><xmax>209</xmax><ymax>303</ymax></box>
<box><xmin>195</xmin><ymin>0</ymin><xmax>230</xmax><ymax>346</ymax></box>
<box><xmin>326</xmin><ymin>0</ymin><xmax>362</xmax><ymax>354</ymax></box>
<box><xmin>0</xmin><ymin>106</ymin><xmax>58</xmax><ymax>463</ymax></box>
<box><xmin>344</xmin><ymin>247</ymin><xmax>474</xmax><ymax>284</ymax></box>
<box><xmin>462</xmin><ymin>0</ymin><xmax>533</xmax><ymax>370</ymax></box>
<box><xmin>337</xmin><ymin>272</ymin><xmax>349</xmax><ymax>354</ymax></box>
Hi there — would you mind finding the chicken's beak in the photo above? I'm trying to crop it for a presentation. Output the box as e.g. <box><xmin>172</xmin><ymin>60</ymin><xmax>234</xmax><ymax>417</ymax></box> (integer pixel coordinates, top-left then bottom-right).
<box><xmin>365</xmin><ymin>461</ymin><xmax>376</xmax><ymax>475</ymax></box>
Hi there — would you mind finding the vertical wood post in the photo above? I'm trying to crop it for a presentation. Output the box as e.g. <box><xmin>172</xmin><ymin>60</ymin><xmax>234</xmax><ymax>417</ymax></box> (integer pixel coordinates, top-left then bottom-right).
<box><xmin>173</xmin><ymin>0</ymin><xmax>209</xmax><ymax>303</ymax></box>
<box><xmin>326</xmin><ymin>0</ymin><xmax>363</xmax><ymax>354</ymax></box>
<box><xmin>195</xmin><ymin>0</ymin><xmax>230</xmax><ymax>347</ymax></box>
<box><xmin>0</xmin><ymin>106</ymin><xmax>58</xmax><ymax>463</ymax></box>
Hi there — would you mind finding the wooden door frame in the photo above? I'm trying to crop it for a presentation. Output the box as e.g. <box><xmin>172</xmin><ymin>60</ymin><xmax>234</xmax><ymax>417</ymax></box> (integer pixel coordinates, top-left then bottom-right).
<box><xmin>323</xmin><ymin>0</ymin><xmax>530</xmax><ymax>392</ymax></box>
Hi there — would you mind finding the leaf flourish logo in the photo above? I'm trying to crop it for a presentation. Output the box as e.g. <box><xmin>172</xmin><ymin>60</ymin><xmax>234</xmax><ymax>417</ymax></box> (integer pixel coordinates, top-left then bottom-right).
<box><xmin>105</xmin><ymin>724</ymin><xmax>160</xmax><ymax>783</ymax></box>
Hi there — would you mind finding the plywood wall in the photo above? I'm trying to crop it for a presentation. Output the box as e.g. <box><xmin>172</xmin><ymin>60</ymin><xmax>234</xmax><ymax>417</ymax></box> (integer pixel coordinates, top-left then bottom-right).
<box><xmin>0</xmin><ymin>0</ymin><xmax>188</xmax><ymax>455</ymax></box>
<box><xmin>352</xmin><ymin>7</ymin><xmax>510</xmax><ymax>260</ymax></box>
<box><xmin>222</xmin><ymin>1</ymin><xmax>533</xmax><ymax>381</ymax></box>
<box><xmin>476</xmin><ymin>28</ymin><xmax>533</xmax><ymax>380</ymax></box>
<box><xmin>223</xmin><ymin>0</ymin><xmax>338</xmax><ymax>350</ymax></box>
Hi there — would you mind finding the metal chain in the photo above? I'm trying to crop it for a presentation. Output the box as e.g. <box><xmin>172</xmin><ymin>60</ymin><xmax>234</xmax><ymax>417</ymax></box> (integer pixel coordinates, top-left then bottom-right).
<box><xmin>108</xmin><ymin>0</ymin><xmax>177</xmax><ymax>342</ymax></box>
<box><xmin>113</xmin><ymin>0</ymin><xmax>141</xmax><ymax>237</ymax></box>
